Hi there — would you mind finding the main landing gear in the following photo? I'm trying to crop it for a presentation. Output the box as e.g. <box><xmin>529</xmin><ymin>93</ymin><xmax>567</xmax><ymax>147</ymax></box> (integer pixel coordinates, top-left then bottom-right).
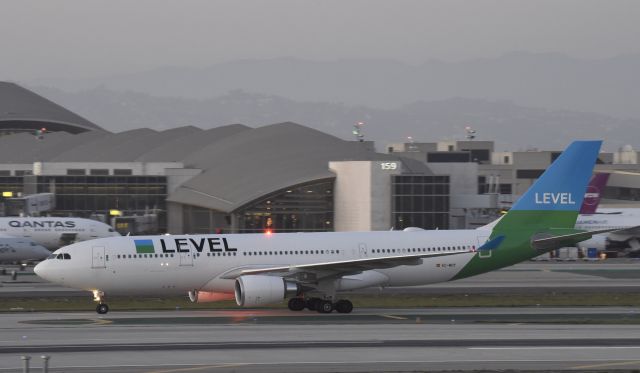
<box><xmin>93</xmin><ymin>290</ymin><xmax>109</xmax><ymax>314</ymax></box>
<box><xmin>287</xmin><ymin>297</ymin><xmax>353</xmax><ymax>314</ymax></box>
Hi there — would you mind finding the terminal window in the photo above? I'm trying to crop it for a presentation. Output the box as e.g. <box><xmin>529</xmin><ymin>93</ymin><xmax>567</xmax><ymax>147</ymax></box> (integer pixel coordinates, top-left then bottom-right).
<box><xmin>392</xmin><ymin>175</ymin><xmax>450</xmax><ymax>230</ymax></box>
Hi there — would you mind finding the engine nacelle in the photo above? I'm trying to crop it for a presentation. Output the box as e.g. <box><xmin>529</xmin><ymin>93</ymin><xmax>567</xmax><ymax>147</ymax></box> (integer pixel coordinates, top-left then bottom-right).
<box><xmin>188</xmin><ymin>290</ymin><xmax>235</xmax><ymax>303</ymax></box>
<box><xmin>577</xmin><ymin>234</ymin><xmax>608</xmax><ymax>250</ymax></box>
<box><xmin>234</xmin><ymin>275</ymin><xmax>301</xmax><ymax>307</ymax></box>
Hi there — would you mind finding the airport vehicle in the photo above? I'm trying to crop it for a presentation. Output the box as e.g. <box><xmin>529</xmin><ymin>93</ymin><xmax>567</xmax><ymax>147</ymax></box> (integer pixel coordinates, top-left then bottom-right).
<box><xmin>35</xmin><ymin>141</ymin><xmax>606</xmax><ymax>314</ymax></box>
<box><xmin>576</xmin><ymin>173</ymin><xmax>640</xmax><ymax>251</ymax></box>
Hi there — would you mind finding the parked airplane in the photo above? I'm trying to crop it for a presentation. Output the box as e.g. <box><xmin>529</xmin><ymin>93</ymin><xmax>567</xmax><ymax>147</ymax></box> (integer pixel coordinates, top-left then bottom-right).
<box><xmin>35</xmin><ymin>141</ymin><xmax>607</xmax><ymax>314</ymax></box>
<box><xmin>0</xmin><ymin>217</ymin><xmax>119</xmax><ymax>263</ymax></box>
<box><xmin>576</xmin><ymin>173</ymin><xmax>640</xmax><ymax>251</ymax></box>
<box><xmin>0</xmin><ymin>238</ymin><xmax>50</xmax><ymax>263</ymax></box>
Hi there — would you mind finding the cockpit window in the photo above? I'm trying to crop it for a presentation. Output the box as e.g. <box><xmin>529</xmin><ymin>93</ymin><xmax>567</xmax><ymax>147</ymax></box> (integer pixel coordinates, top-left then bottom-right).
<box><xmin>56</xmin><ymin>254</ymin><xmax>64</xmax><ymax>259</ymax></box>
<box><xmin>63</xmin><ymin>253</ymin><xmax>71</xmax><ymax>260</ymax></box>
<box><xmin>108</xmin><ymin>228</ymin><xmax>115</xmax><ymax>232</ymax></box>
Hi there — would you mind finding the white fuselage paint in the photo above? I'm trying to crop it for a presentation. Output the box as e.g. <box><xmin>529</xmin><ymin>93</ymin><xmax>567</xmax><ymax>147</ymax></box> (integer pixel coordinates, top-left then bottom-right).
<box><xmin>36</xmin><ymin>230</ymin><xmax>484</xmax><ymax>297</ymax></box>
<box><xmin>572</xmin><ymin>209</ymin><xmax>640</xmax><ymax>249</ymax></box>
<box><xmin>0</xmin><ymin>217</ymin><xmax>119</xmax><ymax>250</ymax></box>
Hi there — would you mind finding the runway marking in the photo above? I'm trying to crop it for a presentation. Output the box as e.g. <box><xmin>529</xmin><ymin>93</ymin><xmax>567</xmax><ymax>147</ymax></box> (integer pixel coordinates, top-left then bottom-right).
<box><xmin>470</xmin><ymin>346</ymin><xmax>640</xmax><ymax>350</ymax></box>
<box><xmin>9</xmin><ymin>359</ymin><xmax>640</xmax><ymax>372</ymax></box>
<box><xmin>380</xmin><ymin>314</ymin><xmax>408</xmax><ymax>320</ymax></box>
<box><xmin>570</xmin><ymin>360</ymin><xmax>640</xmax><ymax>370</ymax></box>
<box><xmin>92</xmin><ymin>318</ymin><xmax>113</xmax><ymax>325</ymax></box>
<box><xmin>145</xmin><ymin>363</ymin><xmax>248</xmax><ymax>373</ymax></box>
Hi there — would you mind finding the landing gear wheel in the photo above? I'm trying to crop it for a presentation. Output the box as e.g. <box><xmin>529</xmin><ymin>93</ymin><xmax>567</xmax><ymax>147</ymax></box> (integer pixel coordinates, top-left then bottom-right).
<box><xmin>317</xmin><ymin>300</ymin><xmax>334</xmax><ymax>313</ymax></box>
<box><xmin>287</xmin><ymin>298</ymin><xmax>305</xmax><ymax>311</ymax></box>
<box><xmin>96</xmin><ymin>303</ymin><xmax>109</xmax><ymax>314</ymax></box>
<box><xmin>306</xmin><ymin>297</ymin><xmax>322</xmax><ymax>311</ymax></box>
<box><xmin>335</xmin><ymin>299</ymin><xmax>353</xmax><ymax>314</ymax></box>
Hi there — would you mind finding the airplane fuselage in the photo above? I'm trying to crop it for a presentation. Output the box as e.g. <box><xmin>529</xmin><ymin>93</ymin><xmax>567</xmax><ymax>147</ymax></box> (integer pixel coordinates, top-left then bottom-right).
<box><xmin>39</xmin><ymin>230</ymin><xmax>487</xmax><ymax>296</ymax></box>
<box><xmin>0</xmin><ymin>217</ymin><xmax>119</xmax><ymax>250</ymax></box>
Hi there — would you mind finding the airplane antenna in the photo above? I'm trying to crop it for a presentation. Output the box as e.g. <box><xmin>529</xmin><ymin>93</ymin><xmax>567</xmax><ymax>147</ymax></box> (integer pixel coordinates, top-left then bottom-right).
<box><xmin>465</xmin><ymin>126</ymin><xmax>476</xmax><ymax>140</ymax></box>
<box><xmin>352</xmin><ymin>121</ymin><xmax>365</xmax><ymax>142</ymax></box>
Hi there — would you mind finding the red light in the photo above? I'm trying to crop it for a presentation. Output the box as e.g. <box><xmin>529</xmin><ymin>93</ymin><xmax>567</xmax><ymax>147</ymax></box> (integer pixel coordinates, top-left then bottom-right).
<box><xmin>265</xmin><ymin>229</ymin><xmax>273</xmax><ymax>235</ymax></box>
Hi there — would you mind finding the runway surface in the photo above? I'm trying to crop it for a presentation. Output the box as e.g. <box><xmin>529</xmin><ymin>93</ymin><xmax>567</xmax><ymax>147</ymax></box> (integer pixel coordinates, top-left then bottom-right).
<box><xmin>3</xmin><ymin>261</ymin><xmax>640</xmax><ymax>371</ymax></box>
<box><xmin>3</xmin><ymin>307</ymin><xmax>640</xmax><ymax>372</ymax></box>
<box><xmin>3</xmin><ymin>260</ymin><xmax>640</xmax><ymax>298</ymax></box>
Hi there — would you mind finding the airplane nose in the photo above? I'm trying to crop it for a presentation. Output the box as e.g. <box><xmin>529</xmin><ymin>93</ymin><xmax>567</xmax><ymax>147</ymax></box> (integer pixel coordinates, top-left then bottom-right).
<box><xmin>34</xmin><ymin>262</ymin><xmax>43</xmax><ymax>277</ymax></box>
<box><xmin>34</xmin><ymin>261</ymin><xmax>50</xmax><ymax>280</ymax></box>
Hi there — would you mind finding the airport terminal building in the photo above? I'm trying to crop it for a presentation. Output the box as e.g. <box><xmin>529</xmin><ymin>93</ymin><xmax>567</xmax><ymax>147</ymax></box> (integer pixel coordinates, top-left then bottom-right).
<box><xmin>2</xmin><ymin>81</ymin><xmax>640</xmax><ymax>235</ymax></box>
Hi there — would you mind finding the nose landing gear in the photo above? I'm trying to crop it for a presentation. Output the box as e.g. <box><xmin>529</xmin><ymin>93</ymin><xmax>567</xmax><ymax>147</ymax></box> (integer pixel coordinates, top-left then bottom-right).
<box><xmin>92</xmin><ymin>290</ymin><xmax>109</xmax><ymax>314</ymax></box>
<box><xmin>96</xmin><ymin>303</ymin><xmax>109</xmax><ymax>314</ymax></box>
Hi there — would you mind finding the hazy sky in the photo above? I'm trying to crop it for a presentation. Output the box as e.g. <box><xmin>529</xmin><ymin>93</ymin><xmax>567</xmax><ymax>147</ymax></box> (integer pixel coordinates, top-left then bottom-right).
<box><xmin>1</xmin><ymin>0</ymin><xmax>639</xmax><ymax>80</ymax></box>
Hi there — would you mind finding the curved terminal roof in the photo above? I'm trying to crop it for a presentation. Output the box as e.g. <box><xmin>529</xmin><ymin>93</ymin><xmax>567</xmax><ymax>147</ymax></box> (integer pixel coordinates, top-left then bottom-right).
<box><xmin>168</xmin><ymin>122</ymin><xmax>423</xmax><ymax>212</ymax></box>
<box><xmin>0</xmin><ymin>82</ymin><xmax>104</xmax><ymax>134</ymax></box>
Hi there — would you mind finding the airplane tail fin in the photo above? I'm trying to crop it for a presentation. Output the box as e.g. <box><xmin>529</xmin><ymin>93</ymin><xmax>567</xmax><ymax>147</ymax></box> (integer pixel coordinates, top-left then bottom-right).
<box><xmin>454</xmin><ymin>141</ymin><xmax>602</xmax><ymax>280</ymax></box>
<box><xmin>492</xmin><ymin>140</ymin><xmax>602</xmax><ymax>236</ymax></box>
<box><xmin>579</xmin><ymin>173</ymin><xmax>610</xmax><ymax>215</ymax></box>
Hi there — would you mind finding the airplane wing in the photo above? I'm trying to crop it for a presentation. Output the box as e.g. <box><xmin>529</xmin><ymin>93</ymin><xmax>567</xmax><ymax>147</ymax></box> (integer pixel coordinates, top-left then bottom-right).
<box><xmin>220</xmin><ymin>250</ymin><xmax>472</xmax><ymax>280</ymax></box>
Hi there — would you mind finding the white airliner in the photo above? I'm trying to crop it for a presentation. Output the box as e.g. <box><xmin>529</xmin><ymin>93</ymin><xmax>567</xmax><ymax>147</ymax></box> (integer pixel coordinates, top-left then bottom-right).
<box><xmin>575</xmin><ymin>214</ymin><xmax>640</xmax><ymax>250</ymax></box>
<box><xmin>574</xmin><ymin>173</ymin><xmax>640</xmax><ymax>251</ymax></box>
<box><xmin>0</xmin><ymin>217</ymin><xmax>119</xmax><ymax>263</ymax></box>
<box><xmin>35</xmin><ymin>141</ymin><xmax>609</xmax><ymax>314</ymax></box>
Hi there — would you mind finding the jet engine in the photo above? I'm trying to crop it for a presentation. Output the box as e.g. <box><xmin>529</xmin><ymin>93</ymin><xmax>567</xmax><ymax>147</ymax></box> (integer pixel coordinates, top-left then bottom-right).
<box><xmin>234</xmin><ymin>275</ymin><xmax>301</xmax><ymax>307</ymax></box>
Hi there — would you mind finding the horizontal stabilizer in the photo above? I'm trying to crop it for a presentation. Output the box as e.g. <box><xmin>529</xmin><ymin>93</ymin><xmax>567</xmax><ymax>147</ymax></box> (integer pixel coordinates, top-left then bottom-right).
<box><xmin>530</xmin><ymin>226</ymin><xmax>638</xmax><ymax>251</ymax></box>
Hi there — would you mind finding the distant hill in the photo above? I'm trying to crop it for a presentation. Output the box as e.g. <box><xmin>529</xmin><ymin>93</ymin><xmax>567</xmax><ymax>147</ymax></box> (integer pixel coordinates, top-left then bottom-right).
<box><xmin>28</xmin><ymin>86</ymin><xmax>640</xmax><ymax>151</ymax></box>
<box><xmin>29</xmin><ymin>52</ymin><xmax>640</xmax><ymax>119</ymax></box>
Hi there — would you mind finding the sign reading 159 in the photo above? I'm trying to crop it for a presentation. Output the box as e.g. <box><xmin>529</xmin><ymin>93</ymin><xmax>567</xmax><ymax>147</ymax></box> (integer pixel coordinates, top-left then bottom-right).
<box><xmin>380</xmin><ymin>162</ymin><xmax>398</xmax><ymax>170</ymax></box>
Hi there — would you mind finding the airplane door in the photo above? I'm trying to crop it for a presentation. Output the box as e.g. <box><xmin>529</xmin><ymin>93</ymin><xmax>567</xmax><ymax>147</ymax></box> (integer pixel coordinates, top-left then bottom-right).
<box><xmin>477</xmin><ymin>236</ymin><xmax>491</xmax><ymax>258</ymax></box>
<box><xmin>358</xmin><ymin>243</ymin><xmax>368</xmax><ymax>258</ymax></box>
<box><xmin>179</xmin><ymin>248</ymin><xmax>194</xmax><ymax>266</ymax></box>
<box><xmin>91</xmin><ymin>246</ymin><xmax>106</xmax><ymax>268</ymax></box>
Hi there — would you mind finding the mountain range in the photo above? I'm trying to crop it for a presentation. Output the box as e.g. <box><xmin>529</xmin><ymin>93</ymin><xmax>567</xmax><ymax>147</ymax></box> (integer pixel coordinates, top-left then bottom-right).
<box><xmin>30</xmin><ymin>52</ymin><xmax>640</xmax><ymax>119</ymax></box>
<box><xmin>28</xmin><ymin>85</ymin><xmax>640</xmax><ymax>152</ymax></box>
